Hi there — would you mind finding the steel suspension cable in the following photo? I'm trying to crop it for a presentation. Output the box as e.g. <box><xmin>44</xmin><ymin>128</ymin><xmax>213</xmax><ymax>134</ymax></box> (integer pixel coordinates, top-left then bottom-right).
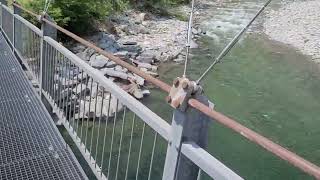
<box><xmin>11</xmin><ymin>3</ymin><xmax>320</xmax><ymax>179</ymax></box>
<box><xmin>196</xmin><ymin>0</ymin><xmax>272</xmax><ymax>84</ymax></box>
<box><xmin>43</xmin><ymin>0</ymin><xmax>52</xmax><ymax>14</ymax></box>
<box><xmin>183</xmin><ymin>0</ymin><xmax>196</xmax><ymax>77</ymax></box>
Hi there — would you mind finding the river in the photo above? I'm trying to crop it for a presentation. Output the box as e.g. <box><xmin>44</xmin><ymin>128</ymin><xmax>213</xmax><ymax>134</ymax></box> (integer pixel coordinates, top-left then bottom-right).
<box><xmin>61</xmin><ymin>0</ymin><xmax>320</xmax><ymax>179</ymax></box>
<box><xmin>143</xmin><ymin>0</ymin><xmax>320</xmax><ymax>179</ymax></box>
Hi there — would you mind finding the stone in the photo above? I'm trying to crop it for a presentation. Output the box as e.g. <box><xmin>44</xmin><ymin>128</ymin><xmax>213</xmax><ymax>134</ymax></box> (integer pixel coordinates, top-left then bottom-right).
<box><xmin>115</xmin><ymin>65</ymin><xmax>128</xmax><ymax>73</ymax></box>
<box><xmin>142</xmin><ymin>89</ymin><xmax>150</xmax><ymax>96</ymax></box>
<box><xmin>190</xmin><ymin>40</ymin><xmax>199</xmax><ymax>49</ymax></box>
<box><xmin>133</xmin><ymin>74</ymin><xmax>145</xmax><ymax>86</ymax></box>
<box><xmin>119</xmin><ymin>44</ymin><xmax>142</xmax><ymax>53</ymax></box>
<box><xmin>76</xmin><ymin>48</ymin><xmax>95</xmax><ymax>61</ymax></box>
<box><xmin>74</xmin><ymin>72</ymin><xmax>88</xmax><ymax>81</ymax></box>
<box><xmin>89</xmin><ymin>54</ymin><xmax>97</xmax><ymax>62</ymax></box>
<box><xmin>121</xmin><ymin>41</ymin><xmax>137</xmax><ymax>46</ymax></box>
<box><xmin>174</xmin><ymin>54</ymin><xmax>185</xmax><ymax>63</ymax></box>
<box><xmin>138</xmin><ymin>13</ymin><xmax>148</xmax><ymax>22</ymax></box>
<box><xmin>72</xmin><ymin>83</ymin><xmax>90</xmax><ymax>95</ymax></box>
<box><xmin>134</xmin><ymin>61</ymin><xmax>158</xmax><ymax>71</ymax></box>
<box><xmin>59</xmin><ymin>77</ymin><xmax>79</xmax><ymax>87</ymax></box>
<box><xmin>89</xmin><ymin>55</ymin><xmax>109</xmax><ymax>68</ymax></box>
<box><xmin>101</xmin><ymin>68</ymin><xmax>129</xmax><ymax>80</ymax></box>
<box><xmin>136</xmin><ymin>53</ymin><xmax>155</xmax><ymax>63</ymax></box>
<box><xmin>126</xmin><ymin>83</ymin><xmax>143</xmax><ymax>99</ymax></box>
<box><xmin>105</xmin><ymin>60</ymin><xmax>117</xmax><ymax>68</ymax></box>
<box><xmin>114</xmin><ymin>51</ymin><xmax>129</xmax><ymax>59</ymax></box>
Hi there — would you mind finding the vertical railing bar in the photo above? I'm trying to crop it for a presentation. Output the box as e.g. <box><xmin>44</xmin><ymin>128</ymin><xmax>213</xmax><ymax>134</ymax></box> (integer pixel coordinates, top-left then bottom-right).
<box><xmin>58</xmin><ymin>53</ymin><xmax>64</xmax><ymax>113</ymax></box>
<box><xmin>95</xmin><ymin>89</ymin><xmax>107</xmax><ymax>168</ymax></box>
<box><xmin>27</xmin><ymin>26</ymin><xmax>31</xmax><ymax>71</ymax></box>
<box><xmin>67</xmin><ymin>59</ymin><xmax>72</xmax><ymax>127</ymax></box>
<box><xmin>49</xmin><ymin>42</ymin><xmax>54</xmax><ymax>98</ymax></box>
<box><xmin>80</xmin><ymin>73</ymin><xmax>89</xmax><ymax>141</ymax></box>
<box><xmin>72</xmin><ymin>66</ymin><xmax>80</xmax><ymax>134</ymax></box>
<box><xmin>36</xmin><ymin>33</ymin><xmax>40</xmax><ymax>80</ymax></box>
<box><xmin>148</xmin><ymin>132</ymin><xmax>158</xmax><ymax>180</ymax></box>
<box><xmin>29</xmin><ymin>28</ymin><xmax>33</xmax><ymax>73</ymax></box>
<box><xmin>136</xmin><ymin>122</ymin><xmax>146</xmax><ymax>180</ymax></box>
<box><xmin>100</xmin><ymin>93</ymin><xmax>112</xmax><ymax>176</ymax></box>
<box><xmin>89</xmin><ymin>82</ymin><xmax>99</xmax><ymax>158</ymax></box>
<box><xmin>56</xmin><ymin>51</ymin><xmax>60</xmax><ymax>107</ymax></box>
<box><xmin>46</xmin><ymin>42</ymin><xmax>51</xmax><ymax>94</ymax></box>
<box><xmin>125</xmin><ymin>113</ymin><xmax>136</xmax><ymax>180</ymax></box>
<box><xmin>77</xmin><ymin>70</ymin><xmax>84</xmax><ymax>141</ymax></box>
<box><xmin>84</xmin><ymin>76</ymin><xmax>94</xmax><ymax>152</ymax></box>
<box><xmin>197</xmin><ymin>170</ymin><xmax>202</xmax><ymax>180</ymax></box>
<box><xmin>12</xmin><ymin>9</ymin><xmax>15</xmax><ymax>50</ymax></box>
<box><xmin>33</xmin><ymin>31</ymin><xmax>37</xmax><ymax>79</ymax></box>
<box><xmin>62</xmin><ymin>56</ymin><xmax>68</xmax><ymax>119</ymax></box>
<box><xmin>107</xmin><ymin>99</ymin><xmax>119</xmax><ymax>179</ymax></box>
<box><xmin>115</xmin><ymin>106</ymin><xmax>127</xmax><ymax>180</ymax></box>
<box><xmin>32</xmin><ymin>31</ymin><xmax>36</xmax><ymax>79</ymax></box>
<box><xmin>52</xmin><ymin>45</ymin><xmax>58</xmax><ymax>104</ymax></box>
<box><xmin>39</xmin><ymin>32</ymin><xmax>44</xmax><ymax>95</ymax></box>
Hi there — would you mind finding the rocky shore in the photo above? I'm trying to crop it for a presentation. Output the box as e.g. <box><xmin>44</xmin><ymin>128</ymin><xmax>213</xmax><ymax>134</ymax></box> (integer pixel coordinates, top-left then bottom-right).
<box><xmin>68</xmin><ymin>8</ymin><xmax>206</xmax><ymax>101</ymax></box>
<box><xmin>264</xmin><ymin>0</ymin><xmax>320</xmax><ymax>62</ymax></box>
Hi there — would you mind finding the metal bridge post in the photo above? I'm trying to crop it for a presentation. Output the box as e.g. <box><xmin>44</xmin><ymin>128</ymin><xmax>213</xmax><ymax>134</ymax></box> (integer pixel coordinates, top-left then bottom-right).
<box><xmin>162</xmin><ymin>93</ymin><xmax>211</xmax><ymax>180</ymax></box>
<box><xmin>0</xmin><ymin>2</ymin><xmax>2</xmax><ymax>28</ymax></box>
<box><xmin>13</xmin><ymin>1</ymin><xmax>22</xmax><ymax>51</ymax></box>
<box><xmin>40</xmin><ymin>14</ymin><xmax>57</xmax><ymax>115</ymax></box>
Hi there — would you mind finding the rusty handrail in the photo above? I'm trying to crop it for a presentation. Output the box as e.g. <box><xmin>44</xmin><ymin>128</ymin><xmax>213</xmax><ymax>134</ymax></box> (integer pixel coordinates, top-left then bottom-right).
<box><xmin>189</xmin><ymin>99</ymin><xmax>320</xmax><ymax>179</ymax></box>
<box><xmin>13</xmin><ymin>2</ymin><xmax>40</xmax><ymax>18</ymax></box>
<box><xmin>12</xmin><ymin>2</ymin><xmax>320</xmax><ymax>179</ymax></box>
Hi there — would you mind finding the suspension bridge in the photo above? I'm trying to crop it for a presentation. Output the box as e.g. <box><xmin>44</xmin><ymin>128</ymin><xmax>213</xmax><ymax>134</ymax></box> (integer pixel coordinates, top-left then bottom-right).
<box><xmin>0</xmin><ymin>0</ymin><xmax>320</xmax><ymax>180</ymax></box>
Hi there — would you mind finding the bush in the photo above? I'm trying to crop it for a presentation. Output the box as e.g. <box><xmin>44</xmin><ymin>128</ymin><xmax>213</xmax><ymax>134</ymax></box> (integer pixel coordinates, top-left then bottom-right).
<box><xmin>17</xmin><ymin>0</ymin><xmax>128</xmax><ymax>34</ymax></box>
<box><xmin>15</xmin><ymin>0</ymin><xmax>188</xmax><ymax>34</ymax></box>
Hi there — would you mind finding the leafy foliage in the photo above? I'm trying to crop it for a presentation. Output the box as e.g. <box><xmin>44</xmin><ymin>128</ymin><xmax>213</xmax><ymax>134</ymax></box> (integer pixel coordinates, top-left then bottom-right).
<box><xmin>15</xmin><ymin>0</ymin><xmax>188</xmax><ymax>34</ymax></box>
<box><xmin>17</xmin><ymin>0</ymin><xmax>128</xmax><ymax>34</ymax></box>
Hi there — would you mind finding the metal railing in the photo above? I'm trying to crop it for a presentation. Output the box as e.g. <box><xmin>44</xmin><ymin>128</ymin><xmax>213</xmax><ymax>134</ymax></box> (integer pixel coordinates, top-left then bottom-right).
<box><xmin>1</xmin><ymin>4</ymin><xmax>13</xmax><ymax>43</ymax></box>
<box><xmin>0</xmin><ymin>2</ymin><xmax>244</xmax><ymax>180</ymax></box>
<box><xmin>1</xmin><ymin>1</ymin><xmax>320</xmax><ymax>180</ymax></box>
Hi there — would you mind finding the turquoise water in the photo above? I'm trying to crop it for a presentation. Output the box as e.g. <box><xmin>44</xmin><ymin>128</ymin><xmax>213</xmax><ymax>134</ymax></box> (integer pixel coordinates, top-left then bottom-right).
<box><xmin>143</xmin><ymin>1</ymin><xmax>320</xmax><ymax>179</ymax></box>
<box><xmin>146</xmin><ymin>34</ymin><xmax>320</xmax><ymax>180</ymax></box>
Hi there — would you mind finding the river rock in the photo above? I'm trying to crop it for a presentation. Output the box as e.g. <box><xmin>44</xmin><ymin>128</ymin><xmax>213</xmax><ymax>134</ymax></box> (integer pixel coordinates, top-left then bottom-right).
<box><xmin>72</xmin><ymin>83</ymin><xmax>90</xmax><ymax>95</ymax></box>
<box><xmin>114</xmin><ymin>51</ymin><xmax>129</xmax><ymax>60</ymax></box>
<box><xmin>136</xmin><ymin>52</ymin><xmax>155</xmax><ymax>63</ymax></box>
<box><xmin>190</xmin><ymin>39</ymin><xmax>199</xmax><ymax>49</ymax></box>
<box><xmin>119</xmin><ymin>44</ymin><xmax>142</xmax><ymax>53</ymax></box>
<box><xmin>90</xmin><ymin>55</ymin><xmax>109</xmax><ymax>68</ymax></box>
<box><xmin>101</xmin><ymin>68</ymin><xmax>129</xmax><ymax>80</ymax></box>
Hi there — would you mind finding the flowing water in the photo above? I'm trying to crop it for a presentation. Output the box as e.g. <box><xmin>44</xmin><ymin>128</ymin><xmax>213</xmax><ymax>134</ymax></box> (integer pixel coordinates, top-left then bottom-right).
<box><xmin>62</xmin><ymin>1</ymin><xmax>320</xmax><ymax>179</ymax></box>
<box><xmin>143</xmin><ymin>0</ymin><xmax>320</xmax><ymax>179</ymax></box>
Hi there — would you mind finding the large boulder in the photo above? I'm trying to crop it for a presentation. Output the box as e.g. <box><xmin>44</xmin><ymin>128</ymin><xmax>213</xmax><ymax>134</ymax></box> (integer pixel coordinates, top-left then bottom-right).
<box><xmin>89</xmin><ymin>55</ymin><xmax>109</xmax><ymax>68</ymax></box>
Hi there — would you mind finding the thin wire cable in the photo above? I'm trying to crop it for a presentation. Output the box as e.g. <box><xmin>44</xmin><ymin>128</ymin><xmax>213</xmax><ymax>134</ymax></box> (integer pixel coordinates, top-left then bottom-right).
<box><xmin>183</xmin><ymin>0</ymin><xmax>196</xmax><ymax>77</ymax></box>
<box><xmin>147</xmin><ymin>132</ymin><xmax>158</xmax><ymax>180</ymax></box>
<box><xmin>115</xmin><ymin>106</ymin><xmax>127</xmax><ymax>180</ymax></box>
<box><xmin>125</xmin><ymin>114</ymin><xmax>136</xmax><ymax>180</ymax></box>
<box><xmin>196</xmin><ymin>0</ymin><xmax>272</xmax><ymax>84</ymax></box>
<box><xmin>43</xmin><ymin>0</ymin><xmax>52</xmax><ymax>14</ymax></box>
<box><xmin>135</xmin><ymin>122</ymin><xmax>146</xmax><ymax>180</ymax></box>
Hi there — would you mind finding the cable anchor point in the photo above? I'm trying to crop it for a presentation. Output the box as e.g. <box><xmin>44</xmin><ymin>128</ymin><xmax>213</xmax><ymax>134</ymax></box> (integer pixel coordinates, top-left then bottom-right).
<box><xmin>166</xmin><ymin>77</ymin><xmax>202</xmax><ymax>111</ymax></box>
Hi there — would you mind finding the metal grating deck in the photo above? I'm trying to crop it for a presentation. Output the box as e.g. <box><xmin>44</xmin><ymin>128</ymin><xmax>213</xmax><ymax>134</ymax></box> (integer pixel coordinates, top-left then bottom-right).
<box><xmin>0</xmin><ymin>32</ymin><xmax>88</xmax><ymax>179</ymax></box>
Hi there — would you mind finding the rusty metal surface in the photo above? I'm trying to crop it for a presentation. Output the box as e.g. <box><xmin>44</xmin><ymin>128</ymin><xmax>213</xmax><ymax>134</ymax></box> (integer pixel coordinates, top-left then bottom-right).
<box><xmin>13</xmin><ymin>3</ymin><xmax>39</xmax><ymax>19</ymax></box>
<box><xmin>188</xmin><ymin>98</ymin><xmax>320</xmax><ymax>179</ymax></box>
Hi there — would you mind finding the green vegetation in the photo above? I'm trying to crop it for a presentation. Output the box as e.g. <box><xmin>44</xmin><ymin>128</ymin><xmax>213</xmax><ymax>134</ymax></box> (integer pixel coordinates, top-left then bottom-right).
<box><xmin>15</xmin><ymin>0</ymin><xmax>189</xmax><ymax>34</ymax></box>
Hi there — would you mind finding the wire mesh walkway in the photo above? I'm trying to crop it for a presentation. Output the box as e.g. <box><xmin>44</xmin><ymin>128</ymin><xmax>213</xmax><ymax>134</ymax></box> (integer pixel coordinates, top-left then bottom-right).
<box><xmin>0</xmin><ymin>32</ymin><xmax>87</xmax><ymax>180</ymax></box>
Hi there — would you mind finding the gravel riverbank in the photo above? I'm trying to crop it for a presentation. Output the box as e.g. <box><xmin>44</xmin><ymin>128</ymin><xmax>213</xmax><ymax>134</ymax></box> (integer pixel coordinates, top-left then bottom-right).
<box><xmin>264</xmin><ymin>0</ymin><xmax>320</xmax><ymax>62</ymax></box>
